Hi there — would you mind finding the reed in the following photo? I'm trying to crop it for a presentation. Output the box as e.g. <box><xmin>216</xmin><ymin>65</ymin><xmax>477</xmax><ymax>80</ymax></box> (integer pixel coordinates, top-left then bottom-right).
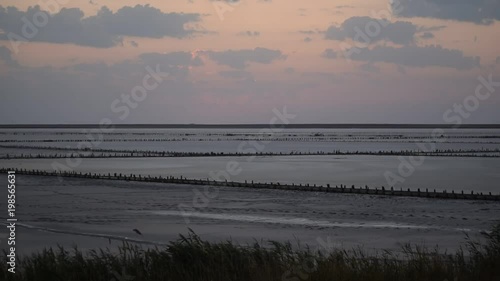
<box><xmin>2</xmin><ymin>224</ymin><xmax>500</xmax><ymax>281</ymax></box>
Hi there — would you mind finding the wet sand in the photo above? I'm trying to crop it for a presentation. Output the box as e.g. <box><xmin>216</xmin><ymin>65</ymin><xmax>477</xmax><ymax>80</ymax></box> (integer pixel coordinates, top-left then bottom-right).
<box><xmin>2</xmin><ymin>175</ymin><xmax>498</xmax><ymax>255</ymax></box>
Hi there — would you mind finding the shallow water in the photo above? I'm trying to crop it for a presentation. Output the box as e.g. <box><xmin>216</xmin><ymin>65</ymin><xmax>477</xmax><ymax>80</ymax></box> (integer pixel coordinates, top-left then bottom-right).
<box><xmin>5</xmin><ymin>140</ymin><xmax>500</xmax><ymax>154</ymax></box>
<box><xmin>2</xmin><ymin>128</ymin><xmax>499</xmax><ymax>194</ymax></box>
<box><xmin>2</xmin><ymin>155</ymin><xmax>499</xmax><ymax>193</ymax></box>
<box><xmin>5</xmin><ymin>176</ymin><xmax>499</xmax><ymax>253</ymax></box>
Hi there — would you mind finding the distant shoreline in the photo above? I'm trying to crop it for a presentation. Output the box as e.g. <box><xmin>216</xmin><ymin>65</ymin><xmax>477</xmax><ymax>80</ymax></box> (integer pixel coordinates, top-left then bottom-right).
<box><xmin>1</xmin><ymin>124</ymin><xmax>500</xmax><ymax>129</ymax></box>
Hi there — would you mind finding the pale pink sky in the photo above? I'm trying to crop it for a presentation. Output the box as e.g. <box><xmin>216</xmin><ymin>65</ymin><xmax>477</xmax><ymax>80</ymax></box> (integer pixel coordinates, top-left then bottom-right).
<box><xmin>0</xmin><ymin>0</ymin><xmax>499</xmax><ymax>124</ymax></box>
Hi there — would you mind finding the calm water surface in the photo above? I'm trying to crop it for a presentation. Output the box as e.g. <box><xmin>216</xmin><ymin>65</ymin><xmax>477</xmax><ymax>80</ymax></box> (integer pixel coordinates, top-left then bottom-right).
<box><xmin>2</xmin><ymin>155</ymin><xmax>499</xmax><ymax>193</ymax></box>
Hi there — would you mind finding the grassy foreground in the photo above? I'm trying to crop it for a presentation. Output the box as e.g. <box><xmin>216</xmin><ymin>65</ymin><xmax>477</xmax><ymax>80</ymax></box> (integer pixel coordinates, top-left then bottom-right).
<box><xmin>2</xmin><ymin>224</ymin><xmax>500</xmax><ymax>281</ymax></box>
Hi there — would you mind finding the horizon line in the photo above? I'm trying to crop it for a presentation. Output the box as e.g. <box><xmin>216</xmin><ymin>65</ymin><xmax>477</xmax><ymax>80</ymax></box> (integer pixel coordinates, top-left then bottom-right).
<box><xmin>1</xmin><ymin>123</ymin><xmax>500</xmax><ymax>129</ymax></box>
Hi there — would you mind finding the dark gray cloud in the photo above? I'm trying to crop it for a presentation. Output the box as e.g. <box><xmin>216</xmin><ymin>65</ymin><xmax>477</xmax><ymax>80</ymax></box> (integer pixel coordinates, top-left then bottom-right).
<box><xmin>218</xmin><ymin>70</ymin><xmax>253</xmax><ymax>79</ymax></box>
<box><xmin>132</xmin><ymin>52</ymin><xmax>204</xmax><ymax>79</ymax></box>
<box><xmin>0</xmin><ymin>5</ymin><xmax>200</xmax><ymax>48</ymax></box>
<box><xmin>67</xmin><ymin>51</ymin><xmax>203</xmax><ymax>81</ymax></box>
<box><xmin>325</xmin><ymin>16</ymin><xmax>417</xmax><ymax>45</ymax></box>
<box><xmin>300</xmin><ymin>72</ymin><xmax>339</xmax><ymax>84</ymax></box>
<box><xmin>393</xmin><ymin>0</ymin><xmax>500</xmax><ymax>25</ymax></box>
<box><xmin>360</xmin><ymin>63</ymin><xmax>380</xmax><ymax>73</ymax></box>
<box><xmin>299</xmin><ymin>30</ymin><xmax>316</xmax><ymax>34</ymax></box>
<box><xmin>346</xmin><ymin>45</ymin><xmax>480</xmax><ymax>70</ymax></box>
<box><xmin>0</xmin><ymin>50</ymin><xmax>204</xmax><ymax>123</ymax></box>
<box><xmin>139</xmin><ymin>52</ymin><xmax>204</xmax><ymax>67</ymax></box>
<box><xmin>397</xmin><ymin>65</ymin><xmax>407</xmax><ymax>74</ymax></box>
<box><xmin>322</xmin><ymin>49</ymin><xmax>338</xmax><ymax>59</ymax></box>
<box><xmin>420</xmin><ymin>32</ymin><xmax>434</xmax><ymax>39</ymax></box>
<box><xmin>418</xmin><ymin>25</ymin><xmax>446</xmax><ymax>32</ymax></box>
<box><xmin>237</xmin><ymin>30</ymin><xmax>260</xmax><ymax>37</ymax></box>
<box><xmin>205</xmin><ymin>47</ymin><xmax>285</xmax><ymax>69</ymax></box>
<box><xmin>0</xmin><ymin>46</ymin><xmax>17</xmax><ymax>66</ymax></box>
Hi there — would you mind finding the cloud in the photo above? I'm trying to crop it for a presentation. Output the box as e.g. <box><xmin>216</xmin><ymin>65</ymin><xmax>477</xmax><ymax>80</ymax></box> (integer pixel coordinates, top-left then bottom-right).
<box><xmin>0</xmin><ymin>5</ymin><xmax>200</xmax><ymax>48</ymax></box>
<box><xmin>418</xmin><ymin>25</ymin><xmax>446</xmax><ymax>32</ymax></box>
<box><xmin>1</xmin><ymin>48</ymin><xmax>499</xmax><ymax>124</ymax></box>
<box><xmin>336</xmin><ymin>5</ymin><xmax>354</xmax><ymax>9</ymax></box>
<box><xmin>0</xmin><ymin>50</ymin><xmax>205</xmax><ymax>123</ymax></box>
<box><xmin>393</xmin><ymin>0</ymin><xmax>500</xmax><ymax>25</ymax></box>
<box><xmin>139</xmin><ymin>52</ymin><xmax>204</xmax><ymax>67</ymax></box>
<box><xmin>237</xmin><ymin>30</ymin><xmax>260</xmax><ymax>37</ymax></box>
<box><xmin>62</xmin><ymin>52</ymin><xmax>202</xmax><ymax>82</ymax></box>
<box><xmin>218</xmin><ymin>70</ymin><xmax>253</xmax><ymax>79</ymax></box>
<box><xmin>325</xmin><ymin>16</ymin><xmax>417</xmax><ymax>45</ymax></box>
<box><xmin>396</xmin><ymin>65</ymin><xmax>407</xmax><ymax>74</ymax></box>
<box><xmin>420</xmin><ymin>32</ymin><xmax>434</xmax><ymax>39</ymax></box>
<box><xmin>0</xmin><ymin>46</ymin><xmax>17</xmax><ymax>66</ymax></box>
<box><xmin>346</xmin><ymin>45</ymin><xmax>480</xmax><ymax>70</ymax></box>
<box><xmin>204</xmin><ymin>47</ymin><xmax>285</xmax><ymax>69</ymax></box>
<box><xmin>299</xmin><ymin>30</ymin><xmax>316</xmax><ymax>34</ymax></box>
<box><xmin>321</xmin><ymin>49</ymin><xmax>338</xmax><ymax>59</ymax></box>
<box><xmin>360</xmin><ymin>63</ymin><xmax>380</xmax><ymax>73</ymax></box>
<box><xmin>300</xmin><ymin>72</ymin><xmax>338</xmax><ymax>84</ymax></box>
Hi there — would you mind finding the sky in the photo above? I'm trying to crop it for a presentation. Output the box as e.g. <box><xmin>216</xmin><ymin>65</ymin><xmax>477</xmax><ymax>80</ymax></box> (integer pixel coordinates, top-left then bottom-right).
<box><xmin>0</xmin><ymin>0</ymin><xmax>499</xmax><ymax>124</ymax></box>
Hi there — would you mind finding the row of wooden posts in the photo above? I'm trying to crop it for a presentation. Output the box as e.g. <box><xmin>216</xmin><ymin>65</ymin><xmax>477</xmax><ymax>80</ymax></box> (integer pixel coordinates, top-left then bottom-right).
<box><xmin>2</xmin><ymin>148</ymin><xmax>500</xmax><ymax>159</ymax></box>
<box><xmin>4</xmin><ymin>132</ymin><xmax>499</xmax><ymax>139</ymax></box>
<box><xmin>1</xmin><ymin>168</ymin><xmax>499</xmax><ymax>201</ymax></box>
<box><xmin>3</xmin><ymin>153</ymin><xmax>500</xmax><ymax>160</ymax></box>
<box><xmin>3</xmin><ymin>138</ymin><xmax>500</xmax><ymax>144</ymax></box>
<box><xmin>2</xmin><ymin>144</ymin><xmax>499</xmax><ymax>156</ymax></box>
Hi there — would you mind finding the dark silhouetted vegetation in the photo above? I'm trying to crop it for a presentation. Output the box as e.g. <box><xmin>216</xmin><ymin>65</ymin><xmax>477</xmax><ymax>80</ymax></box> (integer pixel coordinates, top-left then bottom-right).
<box><xmin>2</xmin><ymin>224</ymin><xmax>500</xmax><ymax>281</ymax></box>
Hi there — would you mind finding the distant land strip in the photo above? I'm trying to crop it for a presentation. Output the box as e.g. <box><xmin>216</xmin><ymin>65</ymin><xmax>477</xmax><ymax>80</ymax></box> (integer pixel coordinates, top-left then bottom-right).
<box><xmin>1</xmin><ymin>124</ymin><xmax>500</xmax><ymax>129</ymax></box>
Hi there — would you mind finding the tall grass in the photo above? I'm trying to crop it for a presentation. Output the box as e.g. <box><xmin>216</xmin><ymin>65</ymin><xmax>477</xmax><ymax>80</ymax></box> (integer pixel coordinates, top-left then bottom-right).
<box><xmin>2</xmin><ymin>224</ymin><xmax>500</xmax><ymax>281</ymax></box>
